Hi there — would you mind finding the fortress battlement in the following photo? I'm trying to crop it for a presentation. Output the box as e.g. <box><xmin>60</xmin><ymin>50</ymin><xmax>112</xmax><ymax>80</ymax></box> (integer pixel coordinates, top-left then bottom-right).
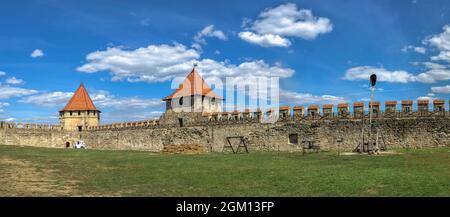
<box><xmin>0</xmin><ymin>69</ymin><xmax>448</xmax><ymax>152</ymax></box>
<box><xmin>78</xmin><ymin>99</ymin><xmax>450</xmax><ymax>132</ymax></box>
<box><xmin>0</xmin><ymin>122</ymin><xmax>61</xmax><ymax>130</ymax></box>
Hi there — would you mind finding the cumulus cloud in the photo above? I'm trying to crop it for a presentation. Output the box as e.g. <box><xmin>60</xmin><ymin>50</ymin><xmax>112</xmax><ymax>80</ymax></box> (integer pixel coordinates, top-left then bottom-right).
<box><xmin>343</xmin><ymin>66</ymin><xmax>450</xmax><ymax>83</ymax></box>
<box><xmin>30</xmin><ymin>49</ymin><xmax>44</xmax><ymax>58</ymax></box>
<box><xmin>417</xmin><ymin>93</ymin><xmax>436</xmax><ymax>101</ymax></box>
<box><xmin>280</xmin><ymin>89</ymin><xmax>346</xmax><ymax>105</ymax></box>
<box><xmin>77</xmin><ymin>43</ymin><xmax>294</xmax><ymax>83</ymax></box>
<box><xmin>19</xmin><ymin>91</ymin><xmax>73</xmax><ymax>107</ymax></box>
<box><xmin>194</xmin><ymin>25</ymin><xmax>227</xmax><ymax>46</ymax></box>
<box><xmin>238</xmin><ymin>31</ymin><xmax>291</xmax><ymax>47</ymax></box>
<box><xmin>424</xmin><ymin>25</ymin><xmax>450</xmax><ymax>62</ymax></box>
<box><xmin>77</xmin><ymin>43</ymin><xmax>200</xmax><ymax>82</ymax></box>
<box><xmin>238</xmin><ymin>3</ymin><xmax>332</xmax><ymax>47</ymax></box>
<box><xmin>91</xmin><ymin>90</ymin><xmax>163</xmax><ymax>110</ymax></box>
<box><xmin>20</xmin><ymin>90</ymin><xmax>164</xmax><ymax>111</ymax></box>
<box><xmin>3</xmin><ymin>117</ymin><xmax>16</xmax><ymax>122</ymax></box>
<box><xmin>0</xmin><ymin>85</ymin><xmax>37</xmax><ymax>99</ymax></box>
<box><xmin>5</xmin><ymin>77</ymin><xmax>24</xmax><ymax>85</ymax></box>
<box><xmin>431</xmin><ymin>85</ymin><xmax>450</xmax><ymax>93</ymax></box>
<box><xmin>0</xmin><ymin>102</ymin><xmax>10</xmax><ymax>113</ymax></box>
<box><xmin>343</xmin><ymin>66</ymin><xmax>416</xmax><ymax>83</ymax></box>
<box><xmin>401</xmin><ymin>45</ymin><xmax>426</xmax><ymax>54</ymax></box>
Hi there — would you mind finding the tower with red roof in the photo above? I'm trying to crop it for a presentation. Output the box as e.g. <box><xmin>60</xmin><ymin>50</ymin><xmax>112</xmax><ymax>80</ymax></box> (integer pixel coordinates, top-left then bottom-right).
<box><xmin>59</xmin><ymin>83</ymin><xmax>100</xmax><ymax>131</ymax></box>
<box><xmin>163</xmin><ymin>67</ymin><xmax>223</xmax><ymax>113</ymax></box>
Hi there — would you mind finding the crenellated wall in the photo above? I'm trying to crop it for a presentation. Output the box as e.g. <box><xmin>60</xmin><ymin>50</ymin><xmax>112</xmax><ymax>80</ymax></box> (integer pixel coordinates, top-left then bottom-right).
<box><xmin>1</xmin><ymin>99</ymin><xmax>449</xmax><ymax>152</ymax></box>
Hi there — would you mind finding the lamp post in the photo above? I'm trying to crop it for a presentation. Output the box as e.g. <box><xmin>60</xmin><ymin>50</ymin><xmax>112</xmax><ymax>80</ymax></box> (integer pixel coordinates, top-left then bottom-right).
<box><xmin>369</xmin><ymin>74</ymin><xmax>377</xmax><ymax>153</ymax></box>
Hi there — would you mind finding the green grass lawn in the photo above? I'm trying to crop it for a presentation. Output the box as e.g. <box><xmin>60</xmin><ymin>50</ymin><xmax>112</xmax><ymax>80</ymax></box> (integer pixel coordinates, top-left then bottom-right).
<box><xmin>0</xmin><ymin>145</ymin><xmax>449</xmax><ymax>196</ymax></box>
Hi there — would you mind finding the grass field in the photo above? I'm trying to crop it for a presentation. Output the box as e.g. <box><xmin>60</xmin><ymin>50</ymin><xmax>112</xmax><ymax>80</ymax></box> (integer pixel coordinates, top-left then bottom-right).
<box><xmin>0</xmin><ymin>145</ymin><xmax>449</xmax><ymax>196</ymax></box>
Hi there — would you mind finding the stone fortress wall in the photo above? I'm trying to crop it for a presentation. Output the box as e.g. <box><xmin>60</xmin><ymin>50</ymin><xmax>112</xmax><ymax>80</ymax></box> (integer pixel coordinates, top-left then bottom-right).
<box><xmin>1</xmin><ymin>99</ymin><xmax>449</xmax><ymax>152</ymax></box>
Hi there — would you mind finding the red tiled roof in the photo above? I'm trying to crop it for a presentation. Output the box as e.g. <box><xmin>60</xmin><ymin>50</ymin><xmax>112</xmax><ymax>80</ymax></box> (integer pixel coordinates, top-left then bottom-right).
<box><xmin>402</xmin><ymin>100</ymin><xmax>413</xmax><ymax>105</ymax></box>
<box><xmin>323</xmin><ymin>104</ymin><xmax>333</xmax><ymax>109</ymax></box>
<box><xmin>163</xmin><ymin>68</ymin><xmax>222</xmax><ymax>100</ymax></box>
<box><xmin>293</xmin><ymin>106</ymin><xmax>304</xmax><ymax>110</ymax></box>
<box><xmin>60</xmin><ymin>83</ymin><xmax>99</xmax><ymax>112</ymax></box>
<box><xmin>353</xmin><ymin>102</ymin><xmax>364</xmax><ymax>107</ymax></box>
<box><xmin>369</xmin><ymin>101</ymin><xmax>380</xmax><ymax>106</ymax></box>
<box><xmin>385</xmin><ymin>101</ymin><xmax>397</xmax><ymax>106</ymax></box>
<box><xmin>308</xmin><ymin>105</ymin><xmax>319</xmax><ymax>110</ymax></box>
<box><xmin>279</xmin><ymin>106</ymin><xmax>290</xmax><ymax>111</ymax></box>
<box><xmin>418</xmin><ymin>100</ymin><xmax>429</xmax><ymax>105</ymax></box>
<box><xmin>433</xmin><ymin>99</ymin><xmax>445</xmax><ymax>104</ymax></box>
<box><xmin>337</xmin><ymin>103</ymin><xmax>349</xmax><ymax>108</ymax></box>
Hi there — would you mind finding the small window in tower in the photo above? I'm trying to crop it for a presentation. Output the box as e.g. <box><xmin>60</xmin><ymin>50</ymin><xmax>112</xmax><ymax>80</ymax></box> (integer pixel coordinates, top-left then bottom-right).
<box><xmin>94</xmin><ymin>111</ymin><xmax>96</xmax><ymax>115</ymax></box>
<box><xmin>179</xmin><ymin>97</ymin><xmax>183</xmax><ymax>105</ymax></box>
<box><xmin>289</xmin><ymin>134</ymin><xmax>298</xmax><ymax>144</ymax></box>
<box><xmin>211</xmin><ymin>97</ymin><xmax>216</xmax><ymax>104</ymax></box>
<box><xmin>405</xmin><ymin>107</ymin><xmax>410</xmax><ymax>113</ymax></box>
<box><xmin>78</xmin><ymin>111</ymin><xmax>81</xmax><ymax>115</ymax></box>
<box><xmin>70</xmin><ymin>111</ymin><xmax>73</xmax><ymax>116</ymax></box>
<box><xmin>88</xmin><ymin>111</ymin><xmax>90</xmax><ymax>115</ymax></box>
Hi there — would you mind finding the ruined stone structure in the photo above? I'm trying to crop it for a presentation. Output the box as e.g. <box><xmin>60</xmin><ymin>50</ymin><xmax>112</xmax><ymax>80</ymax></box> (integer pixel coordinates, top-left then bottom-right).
<box><xmin>0</xmin><ymin>68</ymin><xmax>449</xmax><ymax>152</ymax></box>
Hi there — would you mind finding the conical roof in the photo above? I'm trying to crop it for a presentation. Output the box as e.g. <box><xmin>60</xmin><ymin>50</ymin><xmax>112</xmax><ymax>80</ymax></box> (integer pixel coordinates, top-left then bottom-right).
<box><xmin>163</xmin><ymin>67</ymin><xmax>222</xmax><ymax>100</ymax></box>
<box><xmin>60</xmin><ymin>83</ymin><xmax>99</xmax><ymax>112</ymax></box>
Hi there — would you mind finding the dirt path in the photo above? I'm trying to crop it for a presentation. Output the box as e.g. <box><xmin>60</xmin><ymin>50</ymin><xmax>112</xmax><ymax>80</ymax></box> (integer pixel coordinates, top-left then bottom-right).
<box><xmin>0</xmin><ymin>157</ymin><xmax>78</xmax><ymax>196</ymax></box>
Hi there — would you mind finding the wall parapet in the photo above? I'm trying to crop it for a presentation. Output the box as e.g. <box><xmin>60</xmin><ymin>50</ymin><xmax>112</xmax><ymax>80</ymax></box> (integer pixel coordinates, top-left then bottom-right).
<box><xmin>0</xmin><ymin>122</ymin><xmax>61</xmax><ymax>130</ymax></box>
<box><xmin>87</xmin><ymin>119</ymin><xmax>160</xmax><ymax>131</ymax></box>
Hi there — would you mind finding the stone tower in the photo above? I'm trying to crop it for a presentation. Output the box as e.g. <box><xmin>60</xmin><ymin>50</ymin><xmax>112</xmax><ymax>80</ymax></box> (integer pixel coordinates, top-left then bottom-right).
<box><xmin>162</xmin><ymin>67</ymin><xmax>223</xmax><ymax>113</ymax></box>
<box><xmin>59</xmin><ymin>83</ymin><xmax>100</xmax><ymax>131</ymax></box>
<box><xmin>160</xmin><ymin>67</ymin><xmax>222</xmax><ymax>126</ymax></box>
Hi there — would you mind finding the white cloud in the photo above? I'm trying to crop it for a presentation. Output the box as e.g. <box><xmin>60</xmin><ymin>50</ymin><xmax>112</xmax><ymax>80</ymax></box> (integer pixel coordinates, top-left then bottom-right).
<box><xmin>77</xmin><ymin>43</ymin><xmax>200</xmax><ymax>82</ymax></box>
<box><xmin>425</xmin><ymin>25</ymin><xmax>450</xmax><ymax>51</ymax></box>
<box><xmin>5</xmin><ymin>77</ymin><xmax>24</xmax><ymax>85</ymax></box>
<box><xmin>19</xmin><ymin>91</ymin><xmax>73</xmax><ymax>107</ymax></box>
<box><xmin>20</xmin><ymin>90</ymin><xmax>164</xmax><ymax>111</ymax></box>
<box><xmin>431</xmin><ymin>85</ymin><xmax>450</xmax><ymax>93</ymax></box>
<box><xmin>280</xmin><ymin>89</ymin><xmax>346</xmax><ymax>105</ymax></box>
<box><xmin>238</xmin><ymin>31</ymin><xmax>291</xmax><ymax>47</ymax></box>
<box><xmin>431</xmin><ymin>51</ymin><xmax>450</xmax><ymax>62</ymax></box>
<box><xmin>239</xmin><ymin>3</ymin><xmax>332</xmax><ymax>47</ymax></box>
<box><xmin>77</xmin><ymin>43</ymin><xmax>294</xmax><ymax>83</ymax></box>
<box><xmin>30</xmin><ymin>49</ymin><xmax>44</xmax><ymax>58</ymax></box>
<box><xmin>424</xmin><ymin>25</ymin><xmax>450</xmax><ymax>62</ymax></box>
<box><xmin>194</xmin><ymin>25</ymin><xmax>227</xmax><ymax>45</ymax></box>
<box><xmin>414</xmin><ymin>67</ymin><xmax>450</xmax><ymax>83</ymax></box>
<box><xmin>343</xmin><ymin>66</ymin><xmax>450</xmax><ymax>83</ymax></box>
<box><xmin>343</xmin><ymin>66</ymin><xmax>416</xmax><ymax>83</ymax></box>
<box><xmin>0</xmin><ymin>85</ymin><xmax>37</xmax><ymax>99</ymax></box>
<box><xmin>402</xmin><ymin>45</ymin><xmax>426</xmax><ymax>54</ymax></box>
<box><xmin>91</xmin><ymin>90</ymin><xmax>163</xmax><ymax>110</ymax></box>
<box><xmin>417</xmin><ymin>93</ymin><xmax>436</xmax><ymax>101</ymax></box>
<box><xmin>0</xmin><ymin>102</ymin><xmax>10</xmax><ymax>113</ymax></box>
<box><xmin>3</xmin><ymin>117</ymin><xmax>15</xmax><ymax>122</ymax></box>
<box><xmin>0</xmin><ymin>71</ymin><xmax>6</xmax><ymax>76</ymax></box>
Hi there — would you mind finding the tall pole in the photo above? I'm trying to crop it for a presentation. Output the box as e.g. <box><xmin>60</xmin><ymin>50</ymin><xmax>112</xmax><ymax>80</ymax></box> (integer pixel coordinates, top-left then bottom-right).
<box><xmin>369</xmin><ymin>86</ymin><xmax>374</xmax><ymax>152</ymax></box>
<box><xmin>368</xmin><ymin>74</ymin><xmax>377</xmax><ymax>154</ymax></box>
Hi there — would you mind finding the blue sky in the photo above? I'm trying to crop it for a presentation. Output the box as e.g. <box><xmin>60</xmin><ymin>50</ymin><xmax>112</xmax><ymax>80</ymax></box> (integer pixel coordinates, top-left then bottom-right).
<box><xmin>0</xmin><ymin>0</ymin><xmax>449</xmax><ymax>124</ymax></box>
